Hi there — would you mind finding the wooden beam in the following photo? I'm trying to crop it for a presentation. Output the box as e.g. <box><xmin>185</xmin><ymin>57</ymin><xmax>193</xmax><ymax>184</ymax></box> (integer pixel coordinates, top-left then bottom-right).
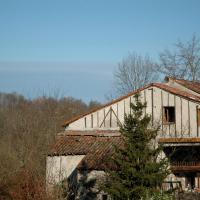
<box><xmin>100</xmin><ymin>109</ymin><xmax>110</xmax><ymax>128</ymax></box>
<box><xmin>181</xmin><ymin>98</ymin><xmax>183</xmax><ymax>136</ymax></box>
<box><xmin>117</xmin><ymin>103</ymin><xmax>119</xmax><ymax>126</ymax></box>
<box><xmin>171</xmin><ymin>165</ymin><xmax>200</xmax><ymax>173</ymax></box>
<box><xmin>197</xmin><ymin>106</ymin><xmax>199</xmax><ymax>137</ymax></box>
<box><xmin>110</xmin><ymin>107</ymin><xmax>112</xmax><ymax>127</ymax></box>
<box><xmin>84</xmin><ymin>117</ymin><xmax>87</xmax><ymax>128</ymax></box>
<box><xmin>174</xmin><ymin>95</ymin><xmax>177</xmax><ymax>137</ymax></box>
<box><xmin>188</xmin><ymin>100</ymin><xmax>190</xmax><ymax>137</ymax></box>
<box><xmin>91</xmin><ymin>114</ymin><xmax>93</xmax><ymax>128</ymax></box>
<box><xmin>144</xmin><ymin>89</ymin><xmax>146</xmax><ymax>115</ymax></box>
<box><xmin>161</xmin><ymin>90</ymin><xmax>163</xmax><ymax>136</ymax></box>
<box><xmin>159</xmin><ymin>137</ymin><xmax>200</xmax><ymax>143</ymax></box>
<box><xmin>148</xmin><ymin>88</ymin><xmax>154</xmax><ymax>125</ymax></box>
<box><xmin>111</xmin><ymin>107</ymin><xmax>122</xmax><ymax>127</ymax></box>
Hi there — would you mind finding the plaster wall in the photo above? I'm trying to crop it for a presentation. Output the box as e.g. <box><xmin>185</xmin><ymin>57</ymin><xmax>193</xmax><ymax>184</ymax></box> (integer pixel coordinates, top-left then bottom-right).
<box><xmin>46</xmin><ymin>155</ymin><xmax>85</xmax><ymax>186</ymax></box>
<box><xmin>66</xmin><ymin>86</ymin><xmax>200</xmax><ymax>138</ymax></box>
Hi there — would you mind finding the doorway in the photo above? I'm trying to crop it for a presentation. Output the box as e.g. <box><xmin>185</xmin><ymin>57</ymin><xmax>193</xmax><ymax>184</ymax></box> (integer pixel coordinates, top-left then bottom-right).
<box><xmin>185</xmin><ymin>174</ymin><xmax>195</xmax><ymax>189</ymax></box>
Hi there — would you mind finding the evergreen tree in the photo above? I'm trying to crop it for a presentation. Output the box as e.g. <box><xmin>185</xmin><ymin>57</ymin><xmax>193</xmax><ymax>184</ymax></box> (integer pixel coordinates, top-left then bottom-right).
<box><xmin>104</xmin><ymin>94</ymin><xmax>169</xmax><ymax>200</ymax></box>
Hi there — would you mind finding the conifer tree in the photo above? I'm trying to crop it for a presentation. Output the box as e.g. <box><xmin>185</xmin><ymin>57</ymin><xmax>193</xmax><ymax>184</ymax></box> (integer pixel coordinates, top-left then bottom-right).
<box><xmin>104</xmin><ymin>94</ymin><xmax>169</xmax><ymax>200</ymax></box>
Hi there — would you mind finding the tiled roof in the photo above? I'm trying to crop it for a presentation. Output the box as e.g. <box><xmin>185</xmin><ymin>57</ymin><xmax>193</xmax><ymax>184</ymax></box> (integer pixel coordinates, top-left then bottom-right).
<box><xmin>50</xmin><ymin>130</ymin><xmax>123</xmax><ymax>170</ymax></box>
<box><xmin>153</xmin><ymin>83</ymin><xmax>200</xmax><ymax>102</ymax></box>
<box><xmin>63</xmin><ymin>83</ymin><xmax>200</xmax><ymax>126</ymax></box>
<box><xmin>166</xmin><ymin>76</ymin><xmax>200</xmax><ymax>94</ymax></box>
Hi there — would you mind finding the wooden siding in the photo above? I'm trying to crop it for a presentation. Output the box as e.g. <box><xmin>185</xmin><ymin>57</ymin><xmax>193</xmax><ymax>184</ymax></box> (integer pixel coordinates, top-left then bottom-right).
<box><xmin>66</xmin><ymin>86</ymin><xmax>200</xmax><ymax>138</ymax></box>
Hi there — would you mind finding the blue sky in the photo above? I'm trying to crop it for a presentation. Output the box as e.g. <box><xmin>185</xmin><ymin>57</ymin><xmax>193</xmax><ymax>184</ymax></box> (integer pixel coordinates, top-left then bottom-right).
<box><xmin>0</xmin><ymin>0</ymin><xmax>200</xmax><ymax>102</ymax></box>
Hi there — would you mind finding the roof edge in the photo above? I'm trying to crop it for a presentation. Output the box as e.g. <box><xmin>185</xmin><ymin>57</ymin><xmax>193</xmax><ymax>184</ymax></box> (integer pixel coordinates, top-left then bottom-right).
<box><xmin>63</xmin><ymin>82</ymin><xmax>200</xmax><ymax>127</ymax></box>
<box><xmin>165</xmin><ymin>76</ymin><xmax>200</xmax><ymax>95</ymax></box>
<box><xmin>62</xmin><ymin>83</ymin><xmax>154</xmax><ymax>126</ymax></box>
<box><xmin>57</xmin><ymin>130</ymin><xmax>121</xmax><ymax>137</ymax></box>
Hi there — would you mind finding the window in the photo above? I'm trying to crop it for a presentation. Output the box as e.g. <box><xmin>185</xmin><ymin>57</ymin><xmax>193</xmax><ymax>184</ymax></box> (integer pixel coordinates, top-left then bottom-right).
<box><xmin>102</xmin><ymin>194</ymin><xmax>108</xmax><ymax>200</ymax></box>
<box><xmin>197</xmin><ymin>109</ymin><xmax>200</xmax><ymax>127</ymax></box>
<box><xmin>163</xmin><ymin>106</ymin><xmax>175</xmax><ymax>123</ymax></box>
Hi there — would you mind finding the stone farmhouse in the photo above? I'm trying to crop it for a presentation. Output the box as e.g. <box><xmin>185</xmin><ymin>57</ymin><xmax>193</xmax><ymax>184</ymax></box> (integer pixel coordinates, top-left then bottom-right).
<box><xmin>47</xmin><ymin>77</ymin><xmax>200</xmax><ymax>198</ymax></box>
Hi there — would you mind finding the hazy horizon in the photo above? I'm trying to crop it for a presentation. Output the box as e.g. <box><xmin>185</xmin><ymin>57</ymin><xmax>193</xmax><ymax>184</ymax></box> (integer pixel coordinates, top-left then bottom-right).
<box><xmin>1</xmin><ymin>0</ymin><xmax>200</xmax><ymax>102</ymax></box>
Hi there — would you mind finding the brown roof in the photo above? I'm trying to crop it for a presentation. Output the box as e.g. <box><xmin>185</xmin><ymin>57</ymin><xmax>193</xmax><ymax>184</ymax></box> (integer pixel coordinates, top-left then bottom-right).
<box><xmin>154</xmin><ymin>83</ymin><xmax>200</xmax><ymax>102</ymax></box>
<box><xmin>50</xmin><ymin>130</ymin><xmax>123</xmax><ymax>170</ymax></box>
<box><xmin>63</xmin><ymin>83</ymin><xmax>200</xmax><ymax>127</ymax></box>
<box><xmin>166</xmin><ymin>76</ymin><xmax>200</xmax><ymax>94</ymax></box>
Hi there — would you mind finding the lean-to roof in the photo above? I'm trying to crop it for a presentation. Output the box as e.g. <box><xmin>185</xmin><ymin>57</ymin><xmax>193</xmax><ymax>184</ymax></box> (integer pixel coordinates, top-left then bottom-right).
<box><xmin>49</xmin><ymin>130</ymin><xmax>122</xmax><ymax>170</ymax></box>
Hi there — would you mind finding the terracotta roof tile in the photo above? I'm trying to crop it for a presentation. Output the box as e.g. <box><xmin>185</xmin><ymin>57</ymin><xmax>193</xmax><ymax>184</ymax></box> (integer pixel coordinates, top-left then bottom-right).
<box><xmin>171</xmin><ymin>77</ymin><xmax>200</xmax><ymax>94</ymax></box>
<box><xmin>49</xmin><ymin>130</ymin><xmax>123</xmax><ymax>170</ymax></box>
<box><xmin>153</xmin><ymin>83</ymin><xmax>200</xmax><ymax>102</ymax></box>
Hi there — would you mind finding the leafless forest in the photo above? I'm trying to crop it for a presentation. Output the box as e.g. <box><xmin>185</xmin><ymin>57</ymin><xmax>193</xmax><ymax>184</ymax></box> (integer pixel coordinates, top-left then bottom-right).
<box><xmin>0</xmin><ymin>92</ymin><xmax>100</xmax><ymax>200</ymax></box>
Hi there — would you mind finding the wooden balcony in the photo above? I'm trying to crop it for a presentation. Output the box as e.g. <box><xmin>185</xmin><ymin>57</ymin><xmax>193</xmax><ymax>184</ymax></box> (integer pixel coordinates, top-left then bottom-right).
<box><xmin>158</xmin><ymin>137</ymin><xmax>200</xmax><ymax>146</ymax></box>
<box><xmin>171</xmin><ymin>161</ymin><xmax>200</xmax><ymax>172</ymax></box>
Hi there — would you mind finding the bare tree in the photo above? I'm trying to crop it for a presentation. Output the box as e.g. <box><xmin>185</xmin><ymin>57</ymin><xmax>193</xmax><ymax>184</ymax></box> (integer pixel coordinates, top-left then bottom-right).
<box><xmin>159</xmin><ymin>34</ymin><xmax>200</xmax><ymax>81</ymax></box>
<box><xmin>0</xmin><ymin>92</ymin><xmax>100</xmax><ymax>200</ymax></box>
<box><xmin>114</xmin><ymin>52</ymin><xmax>159</xmax><ymax>95</ymax></box>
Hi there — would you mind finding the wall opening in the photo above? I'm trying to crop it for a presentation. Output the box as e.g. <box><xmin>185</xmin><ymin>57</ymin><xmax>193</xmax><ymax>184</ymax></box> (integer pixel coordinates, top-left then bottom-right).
<box><xmin>102</xmin><ymin>194</ymin><xmax>108</xmax><ymax>200</ymax></box>
<box><xmin>197</xmin><ymin>109</ymin><xmax>200</xmax><ymax>127</ymax></box>
<box><xmin>163</xmin><ymin>106</ymin><xmax>175</xmax><ymax>123</ymax></box>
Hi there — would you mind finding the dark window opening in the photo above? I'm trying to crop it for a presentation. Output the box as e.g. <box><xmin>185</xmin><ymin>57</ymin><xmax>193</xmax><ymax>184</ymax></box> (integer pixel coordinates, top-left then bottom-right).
<box><xmin>102</xmin><ymin>194</ymin><xmax>108</xmax><ymax>200</ymax></box>
<box><xmin>84</xmin><ymin>117</ymin><xmax>87</xmax><ymax>128</ymax></box>
<box><xmin>91</xmin><ymin>114</ymin><xmax>93</xmax><ymax>128</ymax></box>
<box><xmin>198</xmin><ymin>109</ymin><xmax>200</xmax><ymax>127</ymax></box>
<box><xmin>163</xmin><ymin>106</ymin><xmax>175</xmax><ymax>123</ymax></box>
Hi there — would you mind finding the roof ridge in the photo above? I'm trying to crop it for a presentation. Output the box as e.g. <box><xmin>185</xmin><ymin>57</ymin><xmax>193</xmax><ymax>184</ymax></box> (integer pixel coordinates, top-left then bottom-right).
<box><xmin>172</xmin><ymin>78</ymin><xmax>200</xmax><ymax>94</ymax></box>
<box><xmin>57</xmin><ymin>130</ymin><xmax>121</xmax><ymax>137</ymax></box>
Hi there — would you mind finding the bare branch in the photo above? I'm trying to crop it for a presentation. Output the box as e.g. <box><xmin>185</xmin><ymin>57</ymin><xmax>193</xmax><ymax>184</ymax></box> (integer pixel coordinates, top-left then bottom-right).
<box><xmin>158</xmin><ymin>34</ymin><xmax>200</xmax><ymax>81</ymax></box>
<box><xmin>114</xmin><ymin>52</ymin><xmax>159</xmax><ymax>95</ymax></box>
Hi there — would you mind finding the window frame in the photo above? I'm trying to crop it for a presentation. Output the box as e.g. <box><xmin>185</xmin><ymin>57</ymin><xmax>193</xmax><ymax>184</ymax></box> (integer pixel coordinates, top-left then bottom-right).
<box><xmin>197</xmin><ymin>108</ymin><xmax>200</xmax><ymax>127</ymax></box>
<box><xmin>163</xmin><ymin>106</ymin><xmax>176</xmax><ymax>125</ymax></box>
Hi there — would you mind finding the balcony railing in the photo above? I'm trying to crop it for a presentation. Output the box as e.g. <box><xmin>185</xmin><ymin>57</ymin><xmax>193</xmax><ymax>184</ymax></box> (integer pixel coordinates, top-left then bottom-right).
<box><xmin>172</xmin><ymin>161</ymin><xmax>200</xmax><ymax>166</ymax></box>
<box><xmin>158</xmin><ymin>137</ymin><xmax>200</xmax><ymax>144</ymax></box>
<box><xmin>171</xmin><ymin>161</ymin><xmax>200</xmax><ymax>172</ymax></box>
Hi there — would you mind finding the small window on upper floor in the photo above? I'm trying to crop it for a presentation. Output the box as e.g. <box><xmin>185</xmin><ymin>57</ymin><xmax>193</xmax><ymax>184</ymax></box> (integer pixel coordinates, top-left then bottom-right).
<box><xmin>197</xmin><ymin>109</ymin><xmax>200</xmax><ymax>127</ymax></box>
<box><xmin>163</xmin><ymin>106</ymin><xmax>175</xmax><ymax>124</ymax></box>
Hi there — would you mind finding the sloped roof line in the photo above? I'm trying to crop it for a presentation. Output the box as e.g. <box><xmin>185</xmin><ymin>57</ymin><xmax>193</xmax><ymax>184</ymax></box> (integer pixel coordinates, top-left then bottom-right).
<box><xmin>63</xmin><ymin>83</ymin><xmax>200</xmax><ymax>127</ymax></box>
<box><xmin>165</xmin><ymin>76</ymin><xmax>200</xmax><ymax>94</ymax></box>
<box><xmin>154</xmin><ymin>83</ymin><xmax>200</xmax><ymax>102</ymax></box>
<box><xmin>57</xmin><ymin>130</ymin><xmax>121</xmax><ymax>137</ymax></box>
<box><xmin>49</xmin><ymin>133</ymin><xmax>123</xmax><ymax>170</ymax></box>
<box><xmin>63</xmin><ymin>84</ymin><xmax>152</xmax><ymax>126</ymax></box>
